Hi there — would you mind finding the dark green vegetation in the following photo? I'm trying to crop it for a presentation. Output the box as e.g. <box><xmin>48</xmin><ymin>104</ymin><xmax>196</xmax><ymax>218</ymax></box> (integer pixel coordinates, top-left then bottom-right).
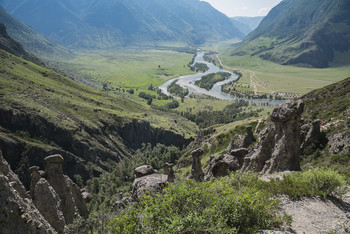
<box><xmin>179</xmin><ymin>100</ymin><xmax>263</xmax><ymax>129</ymax></box>
<box><xmin>109</xmin><ymin>168</ymin><xmax>346</xmax><ymax>233</ymax></box>
<box><xmin>0</xmin><ymin>45</ymin><xmax>197</xmax><ymax>188</ymax></box>
<box><xmin>193</xmin><ymin>63</ymin><xmax>209</xmax><ymax>73</ymax></box>
<box><xmin>167</xmin><ymin>80</ymin><xmax>189</xmax><ymax>98</ymax></box>
<box><xmin>236</xmin><ymin>0</ymin><xmax>350</xmax><ymax>68</ymax></box>
<box><xmin>195</xmin><ymin>72</ymin><xmax>231</xmax><ymax>91</ymax></box>
<box><xmin>0</xmin><ymin>0</ymin><xmax>244</xmax><ymax>48</ymax></box>
<box><xmin>0</xmin><ymin>6</ymin><xmax>72</xmax><ymax>59</ymax></box>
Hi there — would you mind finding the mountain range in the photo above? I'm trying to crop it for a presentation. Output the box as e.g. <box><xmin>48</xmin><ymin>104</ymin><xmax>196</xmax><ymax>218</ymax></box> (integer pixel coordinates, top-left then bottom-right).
<box><xmin>0</xmin><ymin>0</ymin><xmax>245</xmax><ymax>49</ymax></box>
<box><xmin>236</xmin><ymin>0</ymin><xmax>350</xmax><ymax>68</ymax></box>
<box><xmin>0</xmin><ymin>6</ymin><xmax>72</xmax><ymax>59</ymax></box>
<box><xmin>230</xmin><ymin>16</ymin><xmax>264</xmax><ymax>36</ymax></box>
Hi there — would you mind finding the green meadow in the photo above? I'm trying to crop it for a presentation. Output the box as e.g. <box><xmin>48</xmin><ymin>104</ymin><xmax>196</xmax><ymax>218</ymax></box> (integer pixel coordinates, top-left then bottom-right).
<box><xmin>53</xmin><ymin>49</ymin><xmax>195</xmax><ymax>90</ymax></box>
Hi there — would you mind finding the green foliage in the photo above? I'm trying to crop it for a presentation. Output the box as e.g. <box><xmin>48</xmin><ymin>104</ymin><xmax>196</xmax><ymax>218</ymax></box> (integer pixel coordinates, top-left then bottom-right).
<box><xmin>179</xmin><ymin>100</ymin><xmax>261</xmax><ymax>128</ymax></box>
<box><xmin>109</xmin><ymin>176</ymin><xmax>286</xmax><ymax>233</ymax></box>
<box><xmin>166</xmin><ymin>100</ymin><xmax>180</xmax><ymax>110</ymax></box>
<box><xmin>195</xmin><ymin>72</ymin><xmax>231</xmax><ymax>91</ymax></box>
<box><xmin>193</xmin><ymin>63</ymin><xmax>209</xmax><ymax>73</ymax></box>
<box><xmin>267</xmin><ymin>168</ymin><xmax>348</xmax><ymax>200</ymax></box>
<box><xmin>167</xmin><ymin>80</ymin><xmax>189</xmax><ymax>98</ymax></box>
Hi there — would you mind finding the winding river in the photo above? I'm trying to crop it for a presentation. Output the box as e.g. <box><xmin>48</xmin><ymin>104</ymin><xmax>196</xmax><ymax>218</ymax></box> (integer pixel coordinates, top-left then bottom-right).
<box><xmin>158</xmin><ymin>51</ymin><xmax>286</xmax><ymax>106</ymax></box>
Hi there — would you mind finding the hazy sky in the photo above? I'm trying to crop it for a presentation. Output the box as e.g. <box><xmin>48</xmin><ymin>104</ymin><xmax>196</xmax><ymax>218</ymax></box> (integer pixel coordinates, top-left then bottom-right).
<box><xmin>201</xmin><ymin>0</ymin><xmax>282</xmax><ymax>17</ymax></box>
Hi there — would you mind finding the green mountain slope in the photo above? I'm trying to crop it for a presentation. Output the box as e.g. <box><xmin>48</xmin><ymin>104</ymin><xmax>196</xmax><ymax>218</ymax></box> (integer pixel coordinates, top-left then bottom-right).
<box><xmin>0</xmin><ymin>0</ymin><xmax>244</xmax><ymax>48</ymax></box>
<box><xmin>0</xmin><ymin>6</ymin><xmax>72</xmax><ymax>60</ymax></box>
<box><xmin>0</xmin><ymin>41</ymin><xmax>196</xmax><ymax>188</ymax></box>
<box><xmin>236</xmin><ymin>0</ymin><xmax>350</xmax><ymax>68</ymax></box>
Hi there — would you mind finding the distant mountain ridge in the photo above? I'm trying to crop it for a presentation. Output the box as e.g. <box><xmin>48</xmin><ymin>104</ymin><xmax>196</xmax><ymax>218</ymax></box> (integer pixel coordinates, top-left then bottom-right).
<box><xmin>0</xmin><ymin>6</ymin><xmax>72</xmax><ymax>59</ymax></box>
<box><xmin>230</xmin><ymin>16</ymin><xmax>264</xmax><ymax>36</ymax></box>
<box><xmin>0</xmin><ymin>0</ymin><xmax>245</xmax><ymax>49</ymax></box>
<box><xmin>236</xmin><ymin>0</ymin><xmax>350</xmax><ymax>68</ymax></box>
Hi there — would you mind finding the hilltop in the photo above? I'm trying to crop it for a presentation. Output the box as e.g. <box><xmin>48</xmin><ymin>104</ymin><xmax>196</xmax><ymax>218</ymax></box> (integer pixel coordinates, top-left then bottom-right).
<box><xmin>236</xmin><ymin>0</ymin><xmax>350</xmax><ymax>68</ymax></box>
<box><xmin>0</xmin><ymin>0</ymin><xmax>244</xmax><ymax>49</ymax></box>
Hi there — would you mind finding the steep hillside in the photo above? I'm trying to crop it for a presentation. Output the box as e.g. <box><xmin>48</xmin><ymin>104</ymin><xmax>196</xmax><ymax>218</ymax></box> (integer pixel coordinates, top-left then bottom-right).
<box><xmin>230</xmin><ymin>16</ymin><xmax>264</xmax><ymax>36</ymax></box>
<box><xmin>236</xmin><ymin>0</ymin><xmax>350</xmax><ymax>68</ymax></box>
<box><xmin>0</xmin><ymin>0</ymin><xmax>244</xmax><ymax>48</ymax></box>
<box><xmin>0</xmin><ymin>6</ymin><xmax>72</xmax><ymax>60</ymax></box>
<box><xmin>0</xmin><ymin>45</ymin><xmax>196</xmax><ymax>189</ymax></box>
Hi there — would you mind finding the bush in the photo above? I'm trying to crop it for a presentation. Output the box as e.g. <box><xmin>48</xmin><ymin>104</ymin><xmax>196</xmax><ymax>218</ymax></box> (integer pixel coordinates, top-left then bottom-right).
<box><xmin>109</xmin><ymin>175</ymin><xmax>287</xmax><ymax>233</ymax></box>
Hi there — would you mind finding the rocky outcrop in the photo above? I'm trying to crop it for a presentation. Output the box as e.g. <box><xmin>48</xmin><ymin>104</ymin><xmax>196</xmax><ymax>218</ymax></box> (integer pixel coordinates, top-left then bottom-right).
<box><xmin>33</xmin><ymin>178</ymin><xmax>65</xmax><ymax>234</ymax></box>
<box><xmin>300</xmin><ymin>119</ymin><xmax>327</xmax><ymax>155</ymax></box>
<box><xmin>29</xmin><ymin>154</ymin><xmax>89</xmax><ymax>232</ymax></box>
<box><xmin>328</xmin><ymin>133</ymin><xmax>350</xmax><ymax>155</ymax></box>
<box><xmin>241</xmin><ymin>126</ymin><xmax>256</xmax><ymax>148</ymax></box>
<box><xmin>230</xmin><ymin>148</ymin><xmax>249</xmax><ymax>167</ymax></box>
<box><xmin>0</xmin><ymin>149</ymin><xmax>57</xmax><ymax>234</ymax></box>
<box><xmin>242</xmin><ymin>100</ymin><xmax>304</xmax><ymax>174</ymax></box>
<box><xmin>204</xmin><ymin>154</ymin><xmax>240</xmax><ymax>180</ymax></box>
<box><xmin>188</xmin><ymin>148</ymin><xmax>205</xmax><ymax>182</ymax></box>
<box><xmin>134</xmin><ymin>165</ymin><xmax>156</xmax><ymax>178</ymax></box>
<box><xmin>164</xmin><ymin>163</ymin><xmax>175</xmax><ymax>183</ymax></box>
<box><xmin>132</xmin><ymin>174</ymin><xmax>168</xmax><ymax>200</ymax></box>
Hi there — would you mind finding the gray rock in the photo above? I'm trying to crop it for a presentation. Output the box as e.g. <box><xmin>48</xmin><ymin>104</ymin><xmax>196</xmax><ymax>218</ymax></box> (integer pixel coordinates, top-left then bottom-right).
<box><xmin>204</xmin><ymin>154</ymin><xmax>240</xmax><ymax>180</ymax></box>
<box><xmin>242</xmin><ymin>100</ymin><xmax>304</xmax><ymax>174</ymax></box>
<box><xmin>301</xmin><ymin>119</ymin><xmax>327</xmax><ymax>155</ymax></box>
<box><xmin>188</xmin><ymin>148</ymin><xmax>204</xmax><ymax>182</ymax></box>
<box><xmin>34</xmin><ymin>178</ymin><xmax>66</xmax><ymax>234</ymax></box>
<box><xmin>328</xmin><ymin>133</ymin><xmax>350</xmax><ymax>155</ymax></box>
<box><xmin>82</xmin><ymin>192</ymin><xmax>93</xmax><ymax>203</ymax></box>
<box><xmin>132</xmin><ymin>174</ymin><xmax>168</xmax><ymax>200</ymax></box>
<box><xmin>241</xmin><ymin>126</ymin><xmax>256</xmax><ymax>148</ymax></box>
<box><xmin>134</xmin><ymin>165</ymin><xmax>156</xmax><ymax>178</ymax></box>
<box><xmin>230</xmin><ymin>148</ymin><xmax>249</xmax><ymax>166</ymax></box>
<box><xmin>0</xmin><ymin>149</ymin><xmax>57</xmax><ymax>234</ymax></box>
<box><xmin>163</xmin><ymin>163</ymin><xmax>175</xmax><ymax>182</ymax></box>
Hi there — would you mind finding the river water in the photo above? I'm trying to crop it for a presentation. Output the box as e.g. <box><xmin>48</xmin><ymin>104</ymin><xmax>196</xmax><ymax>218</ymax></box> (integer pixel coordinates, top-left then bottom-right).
<box><xmin>158</xmin><ymin>51</ymin><xmax>286</xmax><ymax>106</ymax></box>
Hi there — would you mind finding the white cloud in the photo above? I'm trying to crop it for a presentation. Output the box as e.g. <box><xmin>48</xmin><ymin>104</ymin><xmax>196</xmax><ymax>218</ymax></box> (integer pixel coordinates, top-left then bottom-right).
<box><xmin>258</xmin><ymin>7</ymin><xmax>271</xmax><ymax>15</ymax></box>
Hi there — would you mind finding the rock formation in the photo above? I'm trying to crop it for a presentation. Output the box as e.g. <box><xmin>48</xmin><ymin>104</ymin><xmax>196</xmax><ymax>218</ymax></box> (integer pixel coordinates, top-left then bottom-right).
<box><xmin>301</xmin><ymin>119</ymin><xmax>327</xmax><ymax>155</ymax></box>
<box><xmin>204</xmin><ymin>154</ymin><xmax>240</xmax><ymax>180</ymax></box>
<box><xmin>230</xmin><ymin>148</ymin><xmax>249</xmax><ymax>167</ymax></box>
<box><xmin>134</xmin><ymin>165</ymin><xmax>156</xmax><ymax>178</ymax></box>
<box><xmin>29</xmin><ymin>154</ymin><xmax>89</xmax><ymax>232</ymax></box>
<box><xmin>0</xmin><ymin>149</ymin><xmax>57</xmax><ymax>234</ymax></box>
<box><xmin>242</xmin><ymin>100</ymin><xmax>304</xmax><ymax>174</ymax></box>
<box><xmin>328</xmin><ymin>133</ymin><xmax>349</xmax><ymax>155</ymax></box>
<box><xmin>241</xmin><ymin>126</ymin><xmax>256</xmax><ymax>148</ymax></box>
<box><xmin>164</xmin><ymin>163</ymin><xmax>175</xmax><ymax>182</ymax></box>
<box><xmin>188</xmin><ymin>148</ymin><xmax>205</xmax><ymax>182</ymax></box>
<box><xmin>132</xmin><ymin>173</ymin><xmax>168</xmax><ymax>200</ymax></box>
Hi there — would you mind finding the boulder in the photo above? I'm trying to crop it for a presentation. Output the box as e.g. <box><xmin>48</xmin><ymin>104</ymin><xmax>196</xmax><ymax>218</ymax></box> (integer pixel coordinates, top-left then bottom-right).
<box><xmin>187</xmin><ymin>148</ymin><xmax>205</xmax><ymax>182</ymax></box>
<box><xmin>81</xmin><ymin>192</ymin><xmax>93</xmax><ymax>203</ymax></box>
<box><xmin>132</xmin><ymin>174</ymin><xmax>168</xmax><ymax>200</ymax></box>
<box><xmin>204</xmin><ymin>154</ymin><xmax>240</xmax><ymax>180</ymax></box>
<box><xmin>242</xmin><ymin>100</ymin><xmax>304</xmax><ymax>174</ymax></box>
<box><xmin>134</xmin><ymin>165</ymin><xmax>156</xmax><ymax>178</ymax></box>
<box><xmin>328</xmin><ymin>133</ymin><xmax>350</xmax><ymax>155</ymax></box>
<box><xmin>230</xmin><ymin>148</ymin><xmax>249</xmax><ymax>167</ymax></box>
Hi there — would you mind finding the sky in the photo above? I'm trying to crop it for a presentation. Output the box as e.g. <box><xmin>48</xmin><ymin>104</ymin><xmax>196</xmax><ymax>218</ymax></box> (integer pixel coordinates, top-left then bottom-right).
<box><xmin>201</xmin><ymin>0</ymin><xmax>282</xmax><ymax>17</ymax></box>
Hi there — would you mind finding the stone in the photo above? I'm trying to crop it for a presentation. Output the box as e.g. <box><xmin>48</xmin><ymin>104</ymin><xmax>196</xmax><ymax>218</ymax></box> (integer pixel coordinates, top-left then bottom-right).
<box><xmin>132</xmin><ymin>174</ymin><xmax>168</xmax><ymax>200</ymax></box>
<box><xmin>241</xmin><ymin>126</ymin><xmax>256</xmax><ymax>148</ymax></box>
<box><xmin>0</xmin><ymin>150</ymin><xmax>57</xmax><ymax>234</ymax></box>
<box><xmin>134</xmin><ymin>165</ymin><xmax>156</xmax><ymax>178</ymax></box>
<box><xmin>164</xmin><ymin>163</ymin><xmax>175</xmax><ymax>182</ymax></box>
<box><xmin>301</xmin><ymin>119</ymin><xmax>327</xmax><ymax>155</ymax></box>
<box><xmin>204</xmin><ymin>154</ymin><xmax>240</xmax><ymax>180</ymax></box>
<box><xmin>230</xmin><ymin>148</ymin><xmax>249</xmax><ymax>167</ymax></box>
<box><xmin>188</xmin><ymin>148</ymin><xmax>205</xmax><ymax>182</ymax></box>
<box><xmin>33</xmin><ymin>178</ymin><xmax>66</xmax><ymax>234</ymax></box>
<box><xmin>44</xmin><ymin>154</ymin><xmax>64</xmax><ymax>164</ymax></box>
<box><xmin>242</xmin><ymin>100</ymin><xmax>304</xmax><ymax>174</ymax></box>
<box><xmin>82</xmin><ymin>192</ymin><xmax>93</xmax><ymax>203</ymax></box>
<box><xmin>29</xmin><ymin>166</ymin><xmax>42</xmax><ymax>199</ymax></box>
<box><xmin>328</xmin><ymin>133</ymin><xmax>350</xmax><ymax>155</ymax></box>
<box><xmin>65</xmin><ymin>176</ymin><xmax>89</xmax><ymax>219</ymax></box>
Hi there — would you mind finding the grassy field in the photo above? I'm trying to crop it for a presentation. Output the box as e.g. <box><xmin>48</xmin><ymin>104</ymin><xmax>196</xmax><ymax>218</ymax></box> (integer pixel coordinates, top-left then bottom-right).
<box><xmin>53</xmin><ymin>49</ymin><xmax>195</xmax><ymax>90</ymax></box>
<box><xmin>201</xmin><ymin>42</ymin><xmax>350</xmax><ymax>95</ymax></box>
